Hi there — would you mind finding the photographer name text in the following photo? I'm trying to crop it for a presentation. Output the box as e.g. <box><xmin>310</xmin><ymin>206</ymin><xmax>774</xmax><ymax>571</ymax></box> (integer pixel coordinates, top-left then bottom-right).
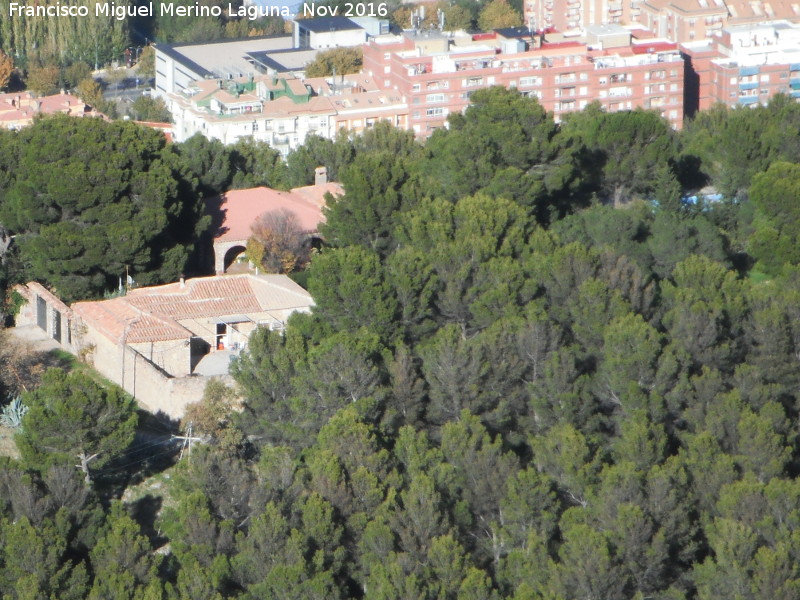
<box><xmin>5</xmin><ymin>2</ymin><xmax>388</xmax><ymax>20</ymax></box>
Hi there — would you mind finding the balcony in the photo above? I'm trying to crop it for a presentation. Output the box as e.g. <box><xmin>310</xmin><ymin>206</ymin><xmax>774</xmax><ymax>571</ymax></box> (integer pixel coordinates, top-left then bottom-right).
<box><xmin>608</xmin><ymin>86</ymin><xmax>632</xmax><ymax>97</ymax></box>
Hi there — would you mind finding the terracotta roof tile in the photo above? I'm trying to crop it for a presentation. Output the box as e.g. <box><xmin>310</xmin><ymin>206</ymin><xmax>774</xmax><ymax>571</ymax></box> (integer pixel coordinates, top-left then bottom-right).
<box><xmin>73</xmin><ymin>274</ymin><xmax>314</xmax><ymax>345</ymax></box>
<box><xmin>206</xmin><ymin>183</ymin><xmax>343</xmax><ymax>244</ymax></box>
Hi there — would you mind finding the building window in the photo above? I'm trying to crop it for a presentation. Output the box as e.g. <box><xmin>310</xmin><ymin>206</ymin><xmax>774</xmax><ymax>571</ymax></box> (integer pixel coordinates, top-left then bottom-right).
<box><xmin>412</xmin><ymin>83</ymin><xmax>421</xmax><ymax>91</ymax></box>
<box><xmin>426</xmin><ymin>107</ymin><xmax>445</xmax><ymax>117</ymax></box>
<box><xmin>426</xmin><ymin>93</ymin><xmax>445</xmax><ymax>103</ymax></box>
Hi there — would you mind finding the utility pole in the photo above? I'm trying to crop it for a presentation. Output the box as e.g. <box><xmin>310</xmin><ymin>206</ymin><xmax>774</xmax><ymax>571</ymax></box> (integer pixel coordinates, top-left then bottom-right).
<box><xmin>173</xmin><ymin>422</ymin><xmax>202</xmax><ymax>463</ymax></box>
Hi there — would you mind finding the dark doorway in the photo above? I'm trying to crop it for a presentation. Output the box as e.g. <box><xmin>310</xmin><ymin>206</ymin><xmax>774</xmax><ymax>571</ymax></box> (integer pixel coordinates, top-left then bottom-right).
<box><xmin>53</xmin><ymin>311</ymin><xmax>61</xmax><ymax>343</ymax></box>
<box><xmin>36</xmin><ymin>296</ymin><xmax>47</xmax><ymax>331</ymax></box>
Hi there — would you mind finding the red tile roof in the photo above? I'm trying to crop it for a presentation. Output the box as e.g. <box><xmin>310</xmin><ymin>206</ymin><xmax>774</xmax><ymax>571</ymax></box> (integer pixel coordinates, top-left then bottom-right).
<box><xmin>72</xmin><ymin>274</ymin><xmax>314</xmax><ymax>344</ymax></box>
<box><xmin>207</xmin><ymin>182</ymin><xmax>344</xmax><ymax>244</ymax></box>
<box><xmin>0</xmin><ymin>91</ymin><xmax>106</xmax><ymax>128</ymax></box>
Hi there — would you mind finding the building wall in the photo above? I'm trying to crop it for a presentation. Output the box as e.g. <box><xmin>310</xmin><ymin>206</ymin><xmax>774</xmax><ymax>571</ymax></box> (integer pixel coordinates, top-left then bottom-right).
<box><xmin>14</xmin><ymin>283</ymin><xmax>78</xmax><ymax>352</ymax></box>
<box><xmin>637</xmin><ymin>3</ymin><xmax>730</xmax><ymax>44</ymax></box>
<box><xmin>682</xmin><ymin>23</ymin><xmax>800</xmax><ymax>110</ymax></box>
<box><xmin>524</xmin><ymin>0</ymin><xmax>630</xmax><ymax>33</ymax></box>
<box><xmin>310</xmin><ymin>28</ymin><xmax>368</xmax><ymax>49</ymax></box>
<box><xmin>121</xmin><ymin>342</ymin><xmax>232</xmax><ymax>419</ymax></box>
<box><xmin>168</xmin><ymin>98</ymin><xmax>337</xmax><ymax>153</ymax></box>
<box><xmin>364</xmin><ymin>37</ymin><xmax>685</xmax><ymax>130</ymax></box>
<box><xmin>707</xmin><ymin>61</ymin><xmax>800</xmax><ymax>107</ymax></box>
<box><xmin>332</xmin><ymin>103</ymin><xmax>409</xmax><ymax>132</ymax></box>
<box><xmin>154</xmin><ymin>48</ymin><xmax>205</xmax><ymax>99</ymax></box>
<box><xmin>129</xmin><ymin>339</ymin><xmax>192</xmax><ymax>378</ymax></box>
<box><xmin>76</xmin><ymin>318</ymin><xmax>231</xmax><ymax>419</ymax></box>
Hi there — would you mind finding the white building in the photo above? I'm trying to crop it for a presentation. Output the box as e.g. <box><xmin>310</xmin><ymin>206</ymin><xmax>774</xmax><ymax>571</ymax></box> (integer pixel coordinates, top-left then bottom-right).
<box><xmin>293</xmin><ymin>16</ymin><xmax>368</xmax><ymax>49</ymax></box>
<box><xmin>167</xmin><ymin>73</ymin><xmax>408</xmax><ymax>153</ymax></box>
<box><xmin>154</xmin><ymin>18</ymin><xmax>379</xmax><ymax>98</ymax></box>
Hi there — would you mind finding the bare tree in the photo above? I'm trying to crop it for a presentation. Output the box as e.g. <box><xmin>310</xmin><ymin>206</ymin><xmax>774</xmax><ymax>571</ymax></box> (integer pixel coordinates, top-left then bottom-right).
<box><xmin>247</xmin><ymin>209</ymin><xmax>310</xmax><ymax>274</ymax></box>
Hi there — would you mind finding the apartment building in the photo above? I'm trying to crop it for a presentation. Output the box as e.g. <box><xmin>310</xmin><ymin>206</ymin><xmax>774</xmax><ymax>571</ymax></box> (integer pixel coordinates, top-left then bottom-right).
<box><xmin>363</xmin><ymin>25</ymin><xmax>685</xmax><ymax>132</ymax></box>
<box><xmin>154</xmin><ymin>17</ymin><xmax>389</xmax><ymax>98</ymax></box>
<box><xmin>682</xmin><ymin>20</ymin><xmax>800</xmax><ymax>110</ymax></box>
<box><xmin>524</xmin><ymin>0</ymin><xmax>633</xmax><ymax>33</ymax></box>
<box><xmin>166</xmin><ymin>72</ymin><xmax>407</xmax><ymax>152</ymax></box>
<box><xmin>525</xmin><ymin>0</ymin><xmax>800</xmax><ymax>44</ymax></box>
<box><xmin>637</xmin><ymin>0</ymin><xmax>800</xmax><ymax>43</ymax></box>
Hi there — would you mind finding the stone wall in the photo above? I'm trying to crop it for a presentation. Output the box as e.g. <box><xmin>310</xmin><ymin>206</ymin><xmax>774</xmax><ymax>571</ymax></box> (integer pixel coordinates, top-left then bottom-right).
<box><xmin>14</xmin><ymin>282</ymin><xmax>77</xmax><ymax>352</ymax></box>
<box><xmin>129</xmin><ymin>339</ymin><xmax>192</xmax><ymax>378</ymax></box>
<box><xmin>83</xmin><ymin>323</ymin><xmax>235</xmax><ymax>419</ymax></box>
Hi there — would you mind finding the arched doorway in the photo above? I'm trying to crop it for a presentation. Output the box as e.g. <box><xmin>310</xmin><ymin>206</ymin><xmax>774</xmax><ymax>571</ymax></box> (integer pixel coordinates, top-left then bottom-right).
<box><xmin>223</xmin><ymin>245</ymin><xmax>247</xmax><ymax>273</ymax></box>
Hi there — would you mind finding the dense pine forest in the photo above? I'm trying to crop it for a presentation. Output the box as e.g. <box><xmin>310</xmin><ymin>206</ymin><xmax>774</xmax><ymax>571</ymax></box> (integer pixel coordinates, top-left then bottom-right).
<box><xmin>2</xmin><ymin>90</ymin><xmax>800</xmax><ymax>599</ymax></box>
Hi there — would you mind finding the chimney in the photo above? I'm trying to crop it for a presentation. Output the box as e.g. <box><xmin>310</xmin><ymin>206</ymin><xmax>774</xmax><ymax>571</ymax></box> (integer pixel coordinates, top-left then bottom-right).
<box><xmin>315</xmin><ymin>166</ymin><xmax>327</xmax><ymax>186</ymax></box>
<box><xmin>179</xmin><ymin>273</ymin><xmax>186</xmax><ymax>288</ymax></box>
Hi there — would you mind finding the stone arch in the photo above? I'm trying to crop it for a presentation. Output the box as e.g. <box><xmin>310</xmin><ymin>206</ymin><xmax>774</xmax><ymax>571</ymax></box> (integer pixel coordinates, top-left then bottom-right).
<box><xmin>213</xmin><ymin>240</ymin><xmax>246</xmax><ymax>274</ymax></box>
<box><xmin>223</xmin><ymin>245</ymin><xmax>247</xmax><ymax>273</ymax></box>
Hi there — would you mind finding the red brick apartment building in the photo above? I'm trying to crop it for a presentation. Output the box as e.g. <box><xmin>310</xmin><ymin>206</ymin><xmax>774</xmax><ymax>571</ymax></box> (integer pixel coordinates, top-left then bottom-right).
<box><xmin>523</xmin><ymin>0</ymin><xmax>634</xmax><ymax>33</ymax></box>
<box><xmin>363</xmin><ymin>24</ymin><xmax>685</xmax><ymax>134</ymax></box>
<box><xmin>524</xmin><ymin>0</ymin><xmax>800</xmax><ymax>44</ymax></box>
<box><xmin>681</xmin><ymin>20</ymin><xmax>800</xmax><ymax>113</ymax></box>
